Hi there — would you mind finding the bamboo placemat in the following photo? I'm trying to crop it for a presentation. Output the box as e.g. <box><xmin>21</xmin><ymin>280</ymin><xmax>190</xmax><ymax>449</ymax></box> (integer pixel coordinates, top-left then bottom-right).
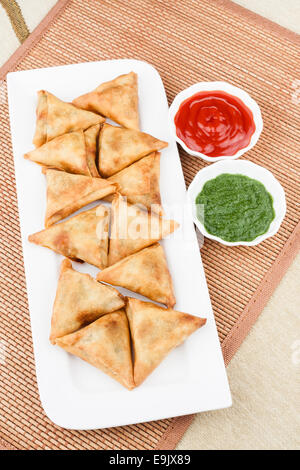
<box><xmin>0</xmin><ymin>0</ymin><xmax>299</xmax><ymax>450</ymax></box>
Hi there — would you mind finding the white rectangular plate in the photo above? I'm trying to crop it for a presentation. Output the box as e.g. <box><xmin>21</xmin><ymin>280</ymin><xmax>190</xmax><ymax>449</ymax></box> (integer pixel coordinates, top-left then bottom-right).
<box><xmin>7</xmin><ymin>59</ymin><xmax>231</xmax><ymax>430</ymax></box>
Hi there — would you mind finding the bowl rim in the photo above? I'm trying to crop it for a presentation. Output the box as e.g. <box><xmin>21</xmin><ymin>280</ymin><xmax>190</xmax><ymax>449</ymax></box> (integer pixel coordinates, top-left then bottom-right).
<box><xmin>187</xmin><ymin>159</ymin><xmax>286</xmax><ymax>246</ymax></box>
<box><xmin>169</xmin><ymin>81</ymin><xmax>263</xmax><ymax>162</ymax></box>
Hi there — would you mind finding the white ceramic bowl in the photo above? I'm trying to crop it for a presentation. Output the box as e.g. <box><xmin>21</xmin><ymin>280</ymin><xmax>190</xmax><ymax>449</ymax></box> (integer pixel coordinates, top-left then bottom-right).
<box><xmin>187</xmin><ymin>160</ymin><xmax>286</xmax><ymax>246</ymax></box>
<box><xmin>169</xmin><ymin>81</ymin><xmax>263</xmax><ymax>162</ymax></box>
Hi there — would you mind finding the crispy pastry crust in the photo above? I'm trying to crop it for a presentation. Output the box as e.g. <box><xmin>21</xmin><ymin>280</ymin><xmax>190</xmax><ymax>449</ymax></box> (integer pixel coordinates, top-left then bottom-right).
<box><xmin>106</xmin><ymin>152</ymin><xmax>163</xmax><ymax>213</ymax></box>
<box><xmin>97</xmin><ymin>244</ymin><xmax>176</xmax><ymax>307</ymax></box>
<box><xmin>84</xmin><ymin>123</ymin><xmax>102</xmax><ymax>177</ymax></box>
<box><xmin>126</xmin><ymin>298</ymin><xmax>206</xmax><ymax>386</ymax></box>
<box><xmin>73</xmin><ymin>72</ymin><xmax>139</xmax><ymax>130</ymax></box>
<box><xmin>50</xmin><ymin>259</ymin><xmax>125</xmax><ymax>343</ymax></box>
<box><xmin>56</xmin><ymin>310</ymin><xmax>135</xmax><ymax>390</ymax></box>
<box><xmin>44</xmin><ymin>169</ymin><xmax>117</xmax><ymax>227</ymax></box>
<box><xmin>26</xmin><ymin>125</ymin><xmax>103</xmax><ymax>176</ymax></box>
<box><xmin>29</xmin><ymin>204</ymin><xmax>110</xmax><ymax>269</ymax></box>
<box><xmin>32</xmin><ymin>90</ymin><xmax>104</xmax><ymax>147</ymax></box>
<box><xmin>108</xmin><ymin>194</ymin><xmax>179</xmax><ymax>265</ymax></box>
<box><xmin>98</xmin><ymin>123</ymin><xmax>167</xmax><ymax>177</ymax></box>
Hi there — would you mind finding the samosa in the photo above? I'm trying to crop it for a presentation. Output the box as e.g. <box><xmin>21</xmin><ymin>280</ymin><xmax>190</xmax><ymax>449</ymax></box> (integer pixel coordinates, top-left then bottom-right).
<box><xmin>56</xmin><ymin>310</ymin><xmax>135</xmax><ymax>390</ymax></box>
<box><xmin>44</xmin><ymin>169</ymin><xmax>117</xmax><ymax>227</ymax></box>
<box><xmin>84</xmin><ymin>124</ymin><xmax>101</xmax><ymax>177</ymax></box>
<box><xmin>126</xmin><ymin>298</ymin><xmax>206</xmax><ymax>386</ymax></box>
<box><xmin>106</xmin><ymin>152</ymin><xmax>162</xmax><ymax>213</ymax></box>
<box><xmin>50</xmin><ymin>259</ymin><xmax>124</xmax><ymax>343</ymax></box>
<box><xmin>73</xmin><ymin>72</ymin><xmax>139</xmax><ymax>130</ymax></box>
<box><xmin>33</xmin><ymin>90</ymin><xmax>104</xmax><ymax>147</ymax></box>
<box><xmin>97</xmin><ymin>244</ymin><xmax>176</xmax><ymax>307</ymax></box>
<box><xmin>29</xmin><ymin>204</ymin><xmax>109</xmax><ymax>269</ymax></box>
<box><xmin>98</xmin><ymin>124</ymin><xmax>168</xmax><ymax>177</ymax></box>
<box><xmin>25</xmin><ymin>126</ymin><xmax>102</xmax><ymax>176</ymax></box>
<box><xmin>108</xmin><ymin>194</ymin><xmax>179</xmax><ymax>265</ymax></box>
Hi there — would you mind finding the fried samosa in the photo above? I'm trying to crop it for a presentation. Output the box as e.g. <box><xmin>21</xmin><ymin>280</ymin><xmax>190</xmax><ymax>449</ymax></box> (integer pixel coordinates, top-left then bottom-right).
<box><xmin>126</xmin><ymin>298</ymin><xmax>206</xmax><ymax>386</ymax></box>
<box><xmin>29</xmin><ymin>205</ymin><xmax>109</xmax><ymax>269</ymax></box>
<box><xmin>50</xmin><ymin>259</ymin><xmax>124</xmax><ymax>343</ymax></box>
<box><xmin>56</xmin><ymin>310</ymin><xmax>135</xmax><ymax>390</ymax></box>
<box><xmin>108</xmin><ymin>194</ymin><xmax>179</xmax><ymax>265</ymax></box>
<box><xmin>33</xmin><ymin>90</ymin><xmax>104</xmax><ymax>147</ymax></box>
<box><xmin>44</xmin><ymin>169</ymin><xmax>117</xmax><ymax>227</ymax></box>
<box><xmin>97</xmin><ymin>244</ymin><xmax>175</xmax><ymax>307</ymax></box>
<box><xmin>84</xmin><ymin>124</ymin><xmax>101</xmax><ymax>177</ymax></box>
<box><xmin>25</xmin><ymin>127</ymin><xmax>102</xmax><ymax>176</ymax></box>
<box><xmin>73</xmin><ymin>71</ymin><xmax>139</xmax><ymax>130</ymax></box>
<box><xmin>98</xmin><ymin>124</ymin><xmax>168</xmax><ymax>177</ymax></box>
<box><xmin>106</xmin><ymin>152</ymin><xmax>162</xmax><ymax>213</ymax></box>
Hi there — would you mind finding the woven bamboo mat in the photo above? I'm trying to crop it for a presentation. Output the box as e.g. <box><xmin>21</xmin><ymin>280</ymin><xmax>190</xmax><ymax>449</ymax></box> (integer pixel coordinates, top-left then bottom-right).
<box><xmin>0</xmin><ymin>0</ymin><xmax>299</xmax><ymax>450</ymax></box>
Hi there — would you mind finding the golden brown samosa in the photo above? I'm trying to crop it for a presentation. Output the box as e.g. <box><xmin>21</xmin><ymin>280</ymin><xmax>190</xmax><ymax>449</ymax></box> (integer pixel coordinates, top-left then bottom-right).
<box><xmin>106</xmin><ymin>152</ymin><xmax>162</xmax><ymax>213</ymax></box>
<box><xmin>97</xmin><ymin>244</ymin><xmax>175</xmax><ymax>307</ymax></box>
<box><xmin>33</xmin><ymin>90</ymin><xmax>104</xmax><ymax>147</ymax></box>
<box><xmin>50</xmin><ymin>259</ymin><xmax>124</xmax><ymax>343</ymax></box>
<box><xmin>84</xmin><ymin>124</ymin><xmax>101</xmax><ymax>177</ymax></box>
<box><xmin>44</xmin><ymin>169</ymin><xmax>117</xmax><ymax>227</ymax></box>
<box><xmin>73</xmin><ymin>72</ymin><xmax>139</xmax><ymax>130</ymax></box>
<box><xmin>108</xmin><ymin>194</ymin><xmax>179</xmax><ymax>265</ymax></box>
<box><xmin>56</xmin><ymin>310</ymin><xmax>135</xmax><ymax>390</ymax></box>
<box><xmin>126</xmin><ymin>298</ymin><xmax>206</xmax><ymax>386</ymax></box>
<box><xmin>33</xmin><ymin>89</ymin><xmax>47</xmax><ymax>148</ymax></box>
<box><xmin>98</xmin><ymin>124</ymin><xmax>168</xmax><ymax>177</ymax></box>
<box><xmin>29</xmin><ymin>205</ymin><xmax>109</xmax><ymax>269</ymax></box>
<box><xmin>26</xmin><ymin>127</ymin><xmax>102</xmax><ymax>176</ymax></box>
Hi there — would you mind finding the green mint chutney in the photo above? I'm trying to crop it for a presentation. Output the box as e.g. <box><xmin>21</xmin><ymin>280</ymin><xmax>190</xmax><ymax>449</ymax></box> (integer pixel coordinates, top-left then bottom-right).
<box><xmin>196</xmin><ymin>173</ymin><xmax>275</xmax><ymax>242</ymax></box>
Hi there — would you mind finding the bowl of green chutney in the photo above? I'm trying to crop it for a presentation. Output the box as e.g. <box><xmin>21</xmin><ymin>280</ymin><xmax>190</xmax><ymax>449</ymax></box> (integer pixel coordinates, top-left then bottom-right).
<box><xmin>187</xmin><ymin>160</ymin><xmax>286</xmax><ymax>246</ymax></box>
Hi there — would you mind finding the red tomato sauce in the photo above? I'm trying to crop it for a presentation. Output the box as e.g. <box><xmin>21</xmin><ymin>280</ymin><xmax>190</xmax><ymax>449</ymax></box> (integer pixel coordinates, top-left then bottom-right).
<box><xmin>174</xmin><ymin>90</ymin><xmax>255</xmax><ymax>157</ymax></box>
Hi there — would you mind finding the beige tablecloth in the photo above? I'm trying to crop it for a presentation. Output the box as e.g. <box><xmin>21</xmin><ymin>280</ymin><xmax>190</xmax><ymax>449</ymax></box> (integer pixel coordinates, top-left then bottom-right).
<box><xmin>178</xmin><ymin>253</ymin><xmax>300</xmax><ymax>449</ymax></box>
<box><xmin>0</xmin><ymin>0</ymin><xmax>299</xmax><ymax>450</ymax></box>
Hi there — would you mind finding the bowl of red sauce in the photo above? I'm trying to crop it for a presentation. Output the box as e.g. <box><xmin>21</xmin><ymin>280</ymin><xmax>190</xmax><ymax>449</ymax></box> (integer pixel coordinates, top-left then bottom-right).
<box><xmin>169</xmin><ymin>82</ymin><xmax>263</xmax><ymax>162</ymax></box>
